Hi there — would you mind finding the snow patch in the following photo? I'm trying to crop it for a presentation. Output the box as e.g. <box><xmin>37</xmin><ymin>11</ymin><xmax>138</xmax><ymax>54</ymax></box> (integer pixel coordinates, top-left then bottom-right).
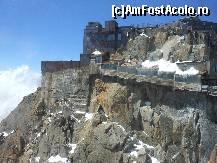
<box><xmin>48</xmin><ymin>155</ymin><xmax>68</xmax><ymax>163</ymax></box>
<box><xmin>176</xmin><ymin>67</ymin><xmax>199</xmax><ymax>75</ymax></box>
<box><xmin>135</xmin><ymin>141</ymin><xmax>155</xmax><ymax>150</ymax></box>
<box><xmin>150</xmin><ymin>156</ymin><xmax>160</xmax><ymax>163</ymax></box>
<box><xmin>35</xmin><ymin>157</ymin><xmax>40</xmax><ymax>162</ymax></box>
<box><xmin>75</xmin><ymin>111</ymin><xmax>86</xmax><ymax>114</ymax></box>
<box><xmin>92</xmin><ymin>50</ymin><xmax>102</xmax><ymax>55</ymax></box>
<box><xmin>36</xmin><ymin>133</ymin><xmax>41</xmax><ymax>138</ymax></box>
<box><xmin>2</xmin><ymin>132</ymin><xmax>8</xmax><ymax>137</ymax></box>
<box><xmin>129</xmin><ymin>140</ymin><xmax>155</xmax><ymax>158</ymax></box>
<box><xmin>47</xmin><ymin>117</ymin><xmax>52</xmax><ymax>123</ymax></box>
<box><xmin>140</xmin><ymin>32</ymin><xmax>150</xmax><ymax>38</ymax></box>
<box><xmin>129</xmin><ymin>150</ymin><xmax>138</xmax><ymax>157</ymax></box>
<box><xmin>85</xmin><ymin>113</ymin><xmax>93</xmax><ymax>121</ymax></box>
<box><xmin>68</xmin><ymin>144</ymin><xmax>77</xmax><ymax>154</ymax></box>
<box><xmin>58</xmin><ymin>111</ymin><xmax>63</xmax><ymax>114</ymax></box>
<box><xmin>1</xmin><ymin>130</ymin><xmax>15</xmax><ymax>138</ymax></box>
<box><xmin>141</xmin><ymin>59</ymin><xmax>199</xmax><ymax>75</ymax></box>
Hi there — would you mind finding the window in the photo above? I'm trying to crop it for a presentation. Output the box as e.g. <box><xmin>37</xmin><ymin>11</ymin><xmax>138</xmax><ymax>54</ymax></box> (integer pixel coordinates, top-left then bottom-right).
<box><xmin>213</xmin><ymin>65</ymin><xmax>217</xmax><ymax>73</ymax></box>
<box><xmin>107</xmin><ymin>34</ymin><xmax>115</xmax><ymax>41</ymax></box>
<box><xmin>118</xmin><ymin>33</ymin><xmax>122</xmax><ymax>40</ymax></box>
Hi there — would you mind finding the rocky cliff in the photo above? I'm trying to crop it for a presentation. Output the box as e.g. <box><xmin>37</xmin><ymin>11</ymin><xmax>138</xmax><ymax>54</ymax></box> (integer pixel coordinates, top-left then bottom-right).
<box><xmin>1</xmin><ymin>17</ymin><xmax>217</xmax><ymax>163</ymax></box>
<box><xmin>0</xmin><ymin>65</ymin><xmax>217</xmax><ymax>163</ymax></box>
<box><xmin>120</xmin><ymin>22</ymin><xmax>217</xmax><ymax>63</ymax></box>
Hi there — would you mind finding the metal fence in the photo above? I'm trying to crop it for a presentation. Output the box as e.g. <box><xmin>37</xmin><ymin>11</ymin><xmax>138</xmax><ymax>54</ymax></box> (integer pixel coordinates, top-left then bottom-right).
<box><xmin>137</xmin><ymin>68</ymin><xmax>158</xmax><ymax>77</ymax></box>
<box><xmin>158</xmin><ymin>71</ymin><xmax>175</xmax><ymax>80</ymax></box>
<box><xmin>117</xmin><ymin>66</ymin><xmax>138</xmax><ymax>74</ymax></box>
<box><xmin>101</xmin><ymin>64</ymin><xmax>117</xmax><ymax>70</ymax></box>
<box><xmin>175</xmin><ymin>74</ymin><xmax>201</xmax><ymax>84</ymax></box>
<box><xmin>101</xmin><ymin>64</ymin><xmax>201</xmax><ymax>84</ymax></box>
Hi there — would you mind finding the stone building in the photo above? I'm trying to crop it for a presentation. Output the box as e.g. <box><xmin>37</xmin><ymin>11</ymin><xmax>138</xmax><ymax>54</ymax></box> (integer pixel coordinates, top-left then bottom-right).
<box><xmin>80</xmin><ymin>20</ymin><xmax>135</xmax><ymax>65</ymax></box>
<box><xmin>42</xmin><ymin>18</ymin><xmax>217</xmax><ymax>80</ymax></box>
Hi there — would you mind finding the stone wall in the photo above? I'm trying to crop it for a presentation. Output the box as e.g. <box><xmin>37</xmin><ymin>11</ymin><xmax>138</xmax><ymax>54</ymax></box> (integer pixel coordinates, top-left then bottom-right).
<box><xmin>41</xmin><ymin>61</ymin><xmax>81</xmax><ymax>74</ymax></box>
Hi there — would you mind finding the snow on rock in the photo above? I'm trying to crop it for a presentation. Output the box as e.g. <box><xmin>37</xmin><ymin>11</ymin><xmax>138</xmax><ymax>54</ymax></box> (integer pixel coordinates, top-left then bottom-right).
<box><xmin>68</xmin><ymin>144</ymin><xmax>77</xmax><ymax>154</ymax></box>
<box><xmin>36</xmin><ymin>133</ymin><xmax>41</xmax><ymax>138</ymax></box>
<box><xmin>176</xmin><ymin>67</ymin><xmax>199</xmax><ymax>76</ymax></box>
<box><xmin>140</xmin><ymin>32</ymin><xmax>150</xmax><ymax>38</ymax></box>
<box><xmin>0</xmin><ymin>130</ymin><xmax>15</xmax><ymax>138</ymax></box>
<box><xmin>47</xmin><ymin>117</ymin><xmax>52</xmax><ymax>123</ymax></box>
<box><xmin>2</xmin><ymin>132</ymin><xmax>8</xmax><ymax>137</ymax></box>
<box><xmin>129</xmin><ymin>140</ymin><xmax>155</xmax><ymax>158</ymax></box>
<box><xmin>48</xmin><ymin>155</ymin><xmax>68</xmax><ymax>163</ymax></box>
<box><xmin>141</xmin><ymin>59</ymin><xmax>177</xmax><ymax>72</ymax></box>
<box><xmin>85</xmin><ymin>113</ymin><xmax>94</xmax><ymax>121</ymax></box>
<box><xmin>129</xmin><ymin>150</ymin><xmax>138</xmax><ymax>157</ymax></box>
<box><xmin>141</xmin><ymin>59</ymin><xmax>199</xmax><ymax>75</ymax></box>
<box><xmin>75</xmin><ymin>111</ymin><xmax>86</xmax><ymax>114</ymax></box>
<box><xmin>180</xmin><ymin>35</ymin><xmax>185</xmax><ymax>40</ymax></box>
<box><xmin>150</xmin><ymin>156</ymin><xmax>160</xmax><ymax>163</ymax></box>
<box><xmin>135</xmin><ymin>141</ymin><xmax>155</xmax><ymax>150</ymax></box>
<box><xmin>58</xmin><ymin>111</ymin><xmax>63</xmax><ymax>114</ymax></box>
<box><xmin>35</xmin><ymin>157</ymin><xmax>40</xmax><ymax>162</ymax></box>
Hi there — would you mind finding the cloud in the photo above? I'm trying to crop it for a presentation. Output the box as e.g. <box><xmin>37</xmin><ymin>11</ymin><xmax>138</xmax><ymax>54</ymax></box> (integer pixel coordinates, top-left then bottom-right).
<box><xmin>0</xmin><ymin>65</ymin><xmax>41</xmax><ymax>121</ymax></box>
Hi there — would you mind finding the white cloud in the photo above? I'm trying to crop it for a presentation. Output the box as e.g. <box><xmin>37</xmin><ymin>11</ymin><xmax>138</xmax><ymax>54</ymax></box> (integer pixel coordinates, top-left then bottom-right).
<box><xmin>0</xmin><ymin>65</ymin><xmax>41</xmax><ymax>121</ymax></box>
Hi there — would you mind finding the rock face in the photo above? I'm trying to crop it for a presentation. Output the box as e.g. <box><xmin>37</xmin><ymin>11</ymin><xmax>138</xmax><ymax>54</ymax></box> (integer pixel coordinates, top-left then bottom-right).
<box><xmin>0</xmin><ymin>68</ymin><xmax>91</xmax><ymax>163</ymax></box>
<box><xmin>1</xmin><ymin>19</ymin><xmax>217</xmax><ymax>162</ymax></box>
<box><xmin>209</xmin><ymin>145</ymin><xmax>217</xmax><ymax>163</ymax></box>
<box><xmin>119</xmin><ymin>23</ymin><xmax>217</xmax><ymax>63</ymax></box>
<box><xmin>1</xmin><ymin>66</ymin><xmax>217</xmax><ymax>163</ymax></box>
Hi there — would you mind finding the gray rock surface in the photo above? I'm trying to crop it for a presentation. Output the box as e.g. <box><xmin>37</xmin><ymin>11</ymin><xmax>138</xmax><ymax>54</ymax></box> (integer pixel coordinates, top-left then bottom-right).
<box><xmin>1</xmin><ymin>19</ymin><xmax>217</xmax><ymax>163</ymax></box>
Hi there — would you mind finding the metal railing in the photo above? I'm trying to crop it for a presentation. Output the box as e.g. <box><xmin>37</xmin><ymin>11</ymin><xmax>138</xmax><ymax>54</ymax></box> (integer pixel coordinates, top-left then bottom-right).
<box><xmin>101</xmin><ymin>63</ymin><xmax>202</xmax><ymax>85</ymax></box>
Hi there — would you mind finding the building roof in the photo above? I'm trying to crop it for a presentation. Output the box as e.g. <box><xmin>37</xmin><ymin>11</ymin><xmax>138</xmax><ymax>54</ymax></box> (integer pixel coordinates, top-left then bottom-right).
<box><xmin>92</xmin><ymin>50</ymin><xmax>102</xmax><ymax>55</ymax></box>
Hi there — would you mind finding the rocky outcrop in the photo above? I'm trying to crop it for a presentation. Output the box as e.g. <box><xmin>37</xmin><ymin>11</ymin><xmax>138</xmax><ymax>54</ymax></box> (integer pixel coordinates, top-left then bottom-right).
<box><xmin>119</xmin><ymin>23</ymin><xmax>217</xmax><ymax>63</ymax></box>
<box><xmin>87</xmin><ymin>76</ymin><xmax>217</xmax><ymax>163</ymax></box>
<box><xmin>0</xmin><ymin>67</ymin><xmax>91</xmax><ymax>163</ymax></box>
<box><xmin>209</xmin><ymin>145</ymin><xmax>217</xmax><ymax>163</ymax></box>
<box><xmin>1</xmin><ymin>66</ymin><xmax>217</xmax><ymax>163</ymax></box>
<box><xmin>1</xmin><ymin>17</ymin><xmax>217</xmax><ymax>163</ymax></box>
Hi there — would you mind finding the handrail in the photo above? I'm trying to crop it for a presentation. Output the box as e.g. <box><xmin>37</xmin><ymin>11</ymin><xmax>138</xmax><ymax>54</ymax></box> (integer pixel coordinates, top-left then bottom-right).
<box><xmin>101</xmin><ymin>63</ymin><xmax>201</xmax><ymax>85</ymax></box>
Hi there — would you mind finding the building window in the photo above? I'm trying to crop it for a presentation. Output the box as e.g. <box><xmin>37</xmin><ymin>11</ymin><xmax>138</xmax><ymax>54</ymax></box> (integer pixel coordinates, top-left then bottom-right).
<box><xmin>213</xmin><ymin>65</ymin><xmax>217</xmax><ymax>73</ymax></box>
<box><xmin>118</xmin><ymin>33</ymin><xmax>122</xmax><ymax>40</ymax></box>
<box><xmin>107</xmin><ymin>34</ymin><xmax>115</xmax><ymax>41</ymax></box>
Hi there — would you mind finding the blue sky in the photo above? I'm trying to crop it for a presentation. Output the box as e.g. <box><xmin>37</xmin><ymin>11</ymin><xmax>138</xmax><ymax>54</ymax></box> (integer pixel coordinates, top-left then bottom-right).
<box><xmin>0</xmin><ymin>0</ymin><xmax>216</xmax><ymax>71</ymax></box>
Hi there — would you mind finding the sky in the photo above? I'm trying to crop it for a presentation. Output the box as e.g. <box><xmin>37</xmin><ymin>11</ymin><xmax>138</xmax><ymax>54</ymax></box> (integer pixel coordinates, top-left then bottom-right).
<box><xmin>0</xmin><ymin>0</ymin><xmax>216</xmax><ymax>120</ymax></box>
<box><xmin>0</xmin><ymin>0</ymin><xmax>216</xmax><ymax>71</ymax></box>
